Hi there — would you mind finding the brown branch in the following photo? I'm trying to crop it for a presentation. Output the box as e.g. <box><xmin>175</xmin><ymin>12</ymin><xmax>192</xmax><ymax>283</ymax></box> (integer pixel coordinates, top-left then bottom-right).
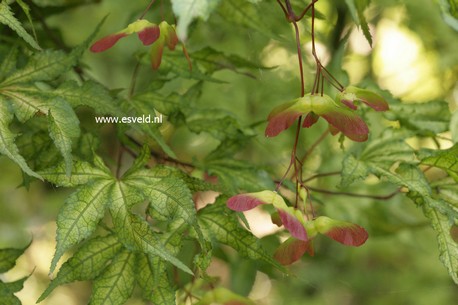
<box><xmin>292</xmin><ymin>20</ymin><xmax>305</xmax><ymax>97</ymax></box>
<box><xmin>128</xmin><ymin>61</ymin><xmax>141</xmax><ymax>99</ymax></box>
<box><xmin>302</xmin><ymin>171</ymin><xmax>341</xmax><ymax>183</ymax></box>
<box><xmin>276</xmin><ymin>117</ymin><xmax>303</xmax><ymax>192</ymax></box>
<box><xmin>295</xmin><ymin>0</ymin><xmax>319</xmax><ymax>21</ymax></box>
<box><xmin>301</xmin><ymin>130</ymin><xmax>329</xmax><ymax>164</ymax></box>
<box><xmin>139</xmin><ymin>0</ymin><xmax>157</xmax><ymax>20</ymax></box>
<box><xmin>126</xmin><ymin>134</ymin><xmax>194</xmax><ymax>169</ymax></box>
<box><xmin>289</xmin><ymin>129</ymin><xmax>329</xmax><ymax>180</ymax></box>
<box><xmin>276</xmin><ymin>0</ymin><xmax>289</xmax><ymax>20</ymax></box>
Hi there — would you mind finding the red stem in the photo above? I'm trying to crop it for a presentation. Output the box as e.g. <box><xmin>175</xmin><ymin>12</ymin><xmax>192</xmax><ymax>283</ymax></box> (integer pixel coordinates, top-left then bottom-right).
<box><xmin>276</xmin><ymin>0</ymin><xmax>289</xmax><ymax>19</ymax></box>
<box><xmin>139</xmin><ymin>0</ymin><xmax>156</xmax><ymax>19</ymax></box>
<box><xmin>292</xmin><ymin>20</ymin><xmax>305</xmax><ymax>97</ymax></box>
<box><xmin>296</xmin><ymin>0</ymin><xmax>320</xmax><ymax>21</ymax></box>
<box><xmin>302</xmin><ymin>171</ymin><xmax>340</xmax><ymax>183</ymax></box>
<box><xmin>276</xmin><ymin>117</ymin><xmax>303</xmax><ymax>192</ymax></box>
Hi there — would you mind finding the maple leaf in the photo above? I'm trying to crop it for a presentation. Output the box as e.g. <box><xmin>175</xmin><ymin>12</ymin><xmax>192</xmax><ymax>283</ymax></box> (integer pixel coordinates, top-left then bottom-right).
<box><xmin>0</xmin><ymin>18</ymin><xmax>118</xmax><ymax>179</ymax></box>
<box><xmin>0</xmin><ymin>243</ymin><xmax>30</xmax><ymax>305</ymax></box>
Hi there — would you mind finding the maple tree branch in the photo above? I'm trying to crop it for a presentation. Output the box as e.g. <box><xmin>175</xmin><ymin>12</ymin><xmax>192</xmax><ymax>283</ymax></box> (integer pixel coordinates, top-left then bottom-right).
<box><xmin>125</xmin><ymin>135</ymin><xmax>194</xmax><ymax>170</ymax></box>
<box><xmin>302</xmin><ymin>171</ymin><xmax>341</xmax><ymax>183</ymax></box>
<box><xmin>128</xmin><ymin>61</ymin><xmax>141</xmax><ymax>98</ymax></box>
<box><xmin>296</xmin><ymin>0</ymin><xmax>319</xmax><ymax>21</ymax></box>
<box><xmin>276</xmin><ymin>0</ymin><xmax>288</xmax><ymax>19</ymax></box>
<box><xmin>139</xmin><ymin>0</ymin><xmax>157</xmax><ymax>19</ymax></box>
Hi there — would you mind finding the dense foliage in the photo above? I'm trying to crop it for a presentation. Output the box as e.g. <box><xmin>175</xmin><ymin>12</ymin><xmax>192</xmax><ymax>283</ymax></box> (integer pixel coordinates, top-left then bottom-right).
<box><xmin>0</xmin><ymin>0</ymin><xmax>457</xmax><ymax>304</ymax></box>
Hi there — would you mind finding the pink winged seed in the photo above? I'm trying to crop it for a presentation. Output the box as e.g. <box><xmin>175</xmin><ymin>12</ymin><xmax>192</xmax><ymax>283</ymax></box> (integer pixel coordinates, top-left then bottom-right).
<box><xmin>321</xmin><ymin>111</ymin><xmax>369</xmax><ymax>142</ymax></box>
<box><xmin>274</xmin><ymin>238</ymin><xmax>313</xmax><ymax>265</ymax></box>
<box><xmin>165</xmin><ymin>28</ymin><xmax>179</xmax><ymax>50</ymax></box>
<box><xmin>150</xmin><ymin>43</ymin><xmax>165</xmax><ymax>70</ymax></box>
<box><xmin>227</xmin><ymin>194</ymin><xmax>265</xmax><ymax>212</ymax></box>
<box><xmin>265</xmin><ymin>111</ymin><xmax>302</xmax><ymax>137</ymax></box>
<box><xmin>340</xmin><ymin>99</ymin><xmax>358</xmax><ymax>110</ymax></box>
<box><xmin>277</xmin><ymin>209</ymin><xmax>308</xmax><ymax>241</ymax></box>
<box><xmin>90</xmin><ymin>33</ymin><xmax>128</xmax><ymax>52</ymax></box>
<box><xmin>302</xmin><ymin>112</ymin><xmax>320</xmax><ymax>128</ymax></box>
<box><xmin>324</xmin><ymin>224</ymin><xmax>368</xmax><ymax>246</ymax></box>
<box><xmin>357</xmin><ymin>92</ymin><xmax>389</xmax><ymax>111</ymax></box>
<box><xmin>137</xmin><ymin>26</ymin><xmax>160</xmax><ymax>45</ymax></box>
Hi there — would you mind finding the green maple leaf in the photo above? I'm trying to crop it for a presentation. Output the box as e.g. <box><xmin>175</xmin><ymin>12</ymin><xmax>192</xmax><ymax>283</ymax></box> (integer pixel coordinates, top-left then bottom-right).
<box><xmin>45</xmin><ymin>155</ymin><xmax>193</xmax><ymax>275</ymax></box>
<box><xmin>139</xmin><ymin>51</ymin><xmax>224</xmax><ymax>83</ymax></box>
<box><xmin>108</xmin><ymin>181</ymin><xmax>193</xmax><ymax>275</ymax></box>
<box><xmin>421</xmin><ymin>144</ymin><xmax>458</xmax><ymax>183</ymax></box>
<box><xmin>0</xmin><ymin>100</ymin><xmax>42</xmax><ymax>179</ymax></box>
<box><xmin>50</xmin><ymin>179</ymin><xmax>114</xmax><ymax>273</ymax></box>
<box><xmin>38</xmin><ymin>234</ymin><xmax>123</xmax><ymax>302</ymax></box>
<box><xmin>384</xmin><ymin>100</ymin><xmax>451</xmax><ymax>136</ymax></box>
<box><xmin>0</xmin><ymin>277</ymin><xmax>28</xmax><ymax>305</ymax></box>
<box><xmin>39</xmin><ymin>159</ymin><xmax>112</xmax><ymax>188</ymax></box>
<box><xmin>0</xmin><ymin>244</ymin><xmax>28</xmax><ymax>273</ymax></box>
<box><xmin>344</xmin><ymin>152</ymin><xmax>458</xmax><ymax>283</ymax></box>
<box><xmin>39</xmin><ymin>150</ymin><xmax>204</xmax><ymax>304</ymax></box>
<box><xmin>0</xmin><ymin>243</ymin><xmax>30</xmax><ymax>305</ymax></box>
<box><xmin>190</xmin><ymin>46</ymin><xmax>270</xmax><ymax>75</ymax></box>
<box><xmin>0</xmin><ymin>16</ymin><xmax>113</xmax><ymax>178</ymax></box>
<box><xmin>136</xmin><ymin>253</ymin><xmax>176</xmax><ymax>305</ymax></box>
<box><xmin>423</xmin><ymin>203</ymin><xmax>458</xmax><ymax>284</ymax></box>
<box><xmin>47</xmin><ymin>98</ymin><xmax>81</xmax><ymax>176</ymax></box>
<box><xmin>0</xmin><ymin>1</ymin><xmax>40</xmax><ymax>50</ymax></box>
<box><xmin>47</xmin><ymin>158</ymin><xmax>113</xmax><ymax>273</ymax></box>
<box><xmin>202</xmin><ymin>158</ymin><xmax>274</xmax><ymax>194</ymax></box>
<box><xmin>451</xmin><ymin>111</ymin><xmax>458</xmax><ymax>143</ymax></box>
<box><xmin>135</xmin><ymin>227</ymin><xmax>186</xmax><ymax>305</ymax></box>
<box><xmin>17</xmin><ymin>80</ymin><xmax>123</xmax><ymax>117</ymax></box>
<box><xmin>340</xmin><ymin>129</ymin><xmax>416</xmax><ymax>187</ymax></box>
<box><xmin>345</xmin><ymin>0</ymin><xmax>373</xmax><ymax>46</ymax></box>
<box><xmin>217</xmin><ymin>0</ymin><xmax>268</xmax><ymax>33</ymax></box>
<box><xmin>124</xmin><ymin>161</ymin><xmax>210</xmax><ymax>259</ymax></box>
<box><xmin>438</xmin><ymin>0</ymin><xmax>458</xmax><ymax>30</ymax></box>
<box><xmin>124</xmin><ymin>166</ymin><xmax>197</xmax><ymax>225</ymax></box>
<box><xmin>171</xmin><ymin>0</ymin><xmax>221</xmax><ymax>41</ymax></box>
<box><xmin>0</xmin><ymin>47</ymin><xmax>18</xmax><ymax>78</ymax></box>
<box><xmin>121</xmin><ymin>96</ymin><xmax>175</xmax><ymax>158</ymax></box>
<box><xmin>89</xmin><ymin>249</ymin><xmax>136</xmax><ymax>305</ymax></box>
<box><xmin>198</xmin><ymin>197</ymin><xmax>285</xmax><ymax>272</ymax></box>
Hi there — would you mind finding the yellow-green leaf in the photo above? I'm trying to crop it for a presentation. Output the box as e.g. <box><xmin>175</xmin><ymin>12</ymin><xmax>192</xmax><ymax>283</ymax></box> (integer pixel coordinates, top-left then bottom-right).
<box><xmin>0</xmin><ymin>1</ymin><xmax>40</xmax><ymax>50</ymax></box>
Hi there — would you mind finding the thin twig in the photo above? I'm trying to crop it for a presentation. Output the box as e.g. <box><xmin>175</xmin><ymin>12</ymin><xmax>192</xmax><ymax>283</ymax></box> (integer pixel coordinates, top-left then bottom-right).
<box><xmin>276</xmin><ymin>0</ymin><xmax>288</xmax><ymax>19</ymax></box>
<box><xmin>276</xmin><ymin>117</ymin><xmax>303</xmax><ymax>192</ymax></box>
<box><xmin>302</xmin><ymin>171</ymin><xmax>341</xmax><ymax>183</ymax></box>
<box><xmin>295</xmin><ymin>0</ymin><xmax>319</xmax><ymax>21</ymax></box>
<box><xmin>298</xmin><ymin>129</ymin><xmax>329</xmax><ymax>168</ymax></box>
<box><xmin>23</xmin><ymin>0</ymin><xmax>67</xmax><ymax>50</ymax></box>
<box><xmin>435</xmin><ymin>135</ymin><xmax>453</xmax><ymax>142</ymax></box>
<box><xmin>321</xmin><ymin>65</ymin><xmax>344</xmax><ymax>91</ymax></box>
<box><xmin>126</xmin><ymin>134</ymin><xmax>194</xmax><ymax>169</ymax></box>
<box><xmin>128</xmin><ymin>61</ymin><xmax>141</xmax><ymax>99</ymax></box>
<box><xmin>292</xmin><ymin>20</ymin><xmax>305</xmax><ymax>97</ymax></box>
<box><xmin>139</xmin><ymin>0</ymin><xmax>157</xmax><ymax>19</ymax></box>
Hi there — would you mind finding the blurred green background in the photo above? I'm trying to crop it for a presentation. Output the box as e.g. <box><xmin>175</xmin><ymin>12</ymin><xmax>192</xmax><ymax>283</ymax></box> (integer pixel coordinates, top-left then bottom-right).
<box><xmin>1</xmin><ymin>0</ymin><xmax>457</xmax><ymax>304</ymax></box>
